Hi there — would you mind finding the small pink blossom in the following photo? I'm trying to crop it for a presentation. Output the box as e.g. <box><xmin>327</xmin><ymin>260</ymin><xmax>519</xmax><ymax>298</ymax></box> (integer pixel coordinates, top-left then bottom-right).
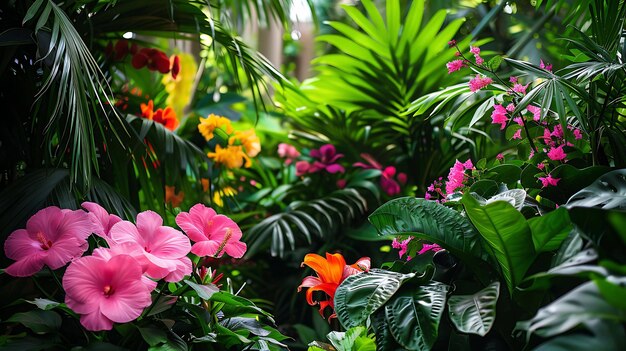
<box><xmin>445</xmin><ymin>159</ymin><xmax>473</xmax><ymax>194</ymax></box>
<box><xmin>475</xmin><ymin>56</ymin><xmax>484</xmax><ymax>65</ymax></box>
<box><xmin>551</xmin><ymin>124</ymin><xmax>564</xmax><ymax>139</ymax></box>
<box><xmin>295</xmin><ymin>160</ymin><xmax>311</xmax><ymax>176</ymax></box>
<box><xmin>63</xmin><ymin>254</ymin><xmax>152</xmax><ymax>331</ymax></box>
<box><xmin>175</xmin><ymin>204</ymin><xmax>246</xmax><ymax>259</ymax></box>
<box><xmin>513</xmin><ymin>117</ymin><xmax>524</xmax><ymax>126</ymax></box>
<box><xmin>418</xmin><ymin>243</ymin><xmax>442</xmax><ymax>255</ymax></box>
<box><xmin>277</xmin><ymin>143</ymin><xmax>300</xmax><ymax>165</ymax></box>
<box><xmin>491</xmin><ymin>104</ymin><xmax>508</xmax><ymax>130</ymax></box>
<box><xmin>496</xmin><ymin>153</ymin><xmax>504</xmax><ymax>161</ymax></box>
<box><xmin>547</xmin><ymin>145</ymin><xmax>567</xmax><ymax>161</ymax></box>
<box><xmin>506</xmin><ymin>103</ymin><xmax>516</xmax><ymax>112</ymax></box>
<box><xmin>392</xmin><ymin>237</ymin><xmax>413</xmax><ymax>259</ymax></box>
<box><xmin>446</xmin><ymin>60</ymin><xmax>465</xmax><ymax>74</ymax></box>
<box><xmin>448</xmin><ymin>40</ymin><xmax>457</xmax><ymax>47</ymax></box>
<box><xmin>4</xmin><ymin>207</ymin><xmax>94</xmax><ymax>277</ymax></box>
<box><xmin>540</xmin><ymin>59</ymin><xmax>552</xmax><ymax>72</ymax></box>
<box><xmin>336</xmin><ymin>179</ymin><xmax>347</xmax><ymax>189</ymax></box>
<box><xmin>469</xmin><ymin>75</ymin><xmax>493</xmax><ymax>92</ymax></box>
<box><xmin>512</xmin><ymin>129</ymin><xmax>522</xmax><ymax>140</ymax></box>
<box><xmin>110</xmin><ymin>211</ymin><xmax>192</xmax><ymax>281</ymax></box>
<box><xmin>538</xmin><ymin>174</ymin><xmax>560</xmax><ymax>188</ymax></box>
<box><xmin>573</xmin><ymin>129</ymin><xmax>583</xmax><ymax>140</ymax></box>
<box><xmin>509</xmin><ymin>76</ymin><xmax>518</xmax><ymax>83</ymax></box>
<box><xmin>527</xmin><ymin>105</ymin><xmax>541</xmax><ymax>121</ymax></box>
<box><xmin>513</xmin><ymin>83</ymin><xmax>529</xmax><ymax>95</ymax></box>
<box><xmin>537</xmin><ymin>163</ymin><xmax>546</xmax><ymax>170</ymax></box>
<box><xmin>469</xmin><ymin>46</ymin><xmax>480</xmax><ymax>55</ymax></box>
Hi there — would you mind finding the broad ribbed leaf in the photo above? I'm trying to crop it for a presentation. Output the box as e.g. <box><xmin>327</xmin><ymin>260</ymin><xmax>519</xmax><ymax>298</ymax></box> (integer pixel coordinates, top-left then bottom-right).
<box><xmin>334</xmin><ymin>269</ymin><xmax>415</xmax><ymax>329</ymax></box>
<box><xmin>534</xmin><ymin>320</ymin><xmax>626</xmax><ymax>351</ymax></box>
<box><xmin>447</xmin><ymin>282</ymin><xmax>500</xmax><ymax>336</ymax></box>
<box><xmin>369</xmin><ymin>197</ymin><xmax>483</xmax><ymax>260</ymax></box>
<box><xmin>566</xmin><ymin>169</ymin><xmax>626</xmax><ymax>210</ymax></box>
<box><xmin>461</xmin><ymin>193</ymin><xmax>535</xmax><ymax>294</ymax></box>
<box><xmin>384</xmin><ymin>282</ymin><xmax>449</xmax><ymax>351</ymax></box>
<box><xmin>516</xmin><ymin>280</ymin><xmax>626</xmax><ymax>340</ymax></box>
<box><xmin>528</xmin><ymin>208</ymin><xmax>572</xmax><ymax>252</ymax></box>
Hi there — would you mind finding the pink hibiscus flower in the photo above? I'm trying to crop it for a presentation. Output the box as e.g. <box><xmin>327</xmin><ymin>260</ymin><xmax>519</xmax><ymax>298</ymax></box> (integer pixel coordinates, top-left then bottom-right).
<box><xmin>63</xmin><ymin>254</ymin><xmax>152</xmax><ymax>331</ymax></box>
<box><xmin>4</xmin><ymin>207</ymin><xmax>94</xmax><ymax>277</ymax></box>
<box><xmin>175</xmin><ymin>204</ymin><xmax>246</xmax><ymax>258</ymax></box>
<box><xmin>491</xmin><ymin>104</ymin><xmax>508</xmax><ymax>130</ymax></box>
<box><xmin>109</xmin><ymin>211</ymin><xmax>191</xmax><ymax>281</ymax></box>
<box><xmin>92</xmin><ymin>245</ymin><xmax>157</xmax><ymax>292</ymax></box>
<box><xmin>82</xmin><ymin>202</ymin><xmax>122</xmax><ymax>242</ymax></box>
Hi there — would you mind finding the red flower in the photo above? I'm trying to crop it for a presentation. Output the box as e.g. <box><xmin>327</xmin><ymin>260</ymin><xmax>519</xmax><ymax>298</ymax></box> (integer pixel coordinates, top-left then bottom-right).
<box><xmin>298</xmin><ymin>253</ymin><xmax>370</xmax><ymax>319</ymax></box>
<box><xmin>171</xmin><ymin>55</ymin><xmax>181</xmax><ymax>79</ymax></box>
<box><xmin>140</xmin><ymin>100</ymin><xmax>179</xmax><ymax>131</ymax></box>
<box><xmin>114</xmin><ymin>40</ymin><xmax>130</xmax><ymax>61</ymax></box>
<box><xmin>132</xmin><ymin>48</ymin><xmax>170</xmax><ymax>74</ymax></box>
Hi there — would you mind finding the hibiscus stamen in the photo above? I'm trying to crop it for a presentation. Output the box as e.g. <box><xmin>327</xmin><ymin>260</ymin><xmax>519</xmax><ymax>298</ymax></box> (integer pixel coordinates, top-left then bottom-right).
<box><xmin>36</xmin><ymin>232</ymin><xmax>53</xmax><ymax>250</ymax></box>
<box><xmin>103</xmin><ymin>285</ymin><xmax>114</xmax><ymax>297</ymax></box>
<box><xmin>214</xmin><ymin>228</ymin><xmax>232</xmax><ymax>257</ymax></box>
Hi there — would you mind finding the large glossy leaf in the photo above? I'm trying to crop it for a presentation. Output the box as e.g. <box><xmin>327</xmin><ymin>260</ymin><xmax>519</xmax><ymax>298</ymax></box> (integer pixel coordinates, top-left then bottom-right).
<box><xmin>334</xmin><ymin>269</ymin><xmax>416</xmax><ymax>329</ymax></box>
<box><xmin>533</xmin><ymin>320</ymin><xmax>626</xmax><ymax>351</ymax></box>
<box><xmin>384</xmin><ymin>282</ymin><xmax>449</xmax><ymax>351</ymax></box>
<box><xmin>461</xmin><ymin>193</ymin><xmax>535</xmax><ymax>294</ymax></box>
<box><xmin>528</xmin><ymin>208</ymin><xmax>572</xmax><ymax>253</ymax></box>
<box><xmin>326</xmin><ymin>326</ymin><xmax>376</xmax><ymax>351</ymax></box>
<box><xmin>516</xmin><ymin>280</ymin><xmax>626</xmax><ymax>340</ymax></box>
<box><xmin>565</xmin><ymin>169</ymin><xmax>626</xmax><ymax>210</ymax></box>
<box><xmin>447</xmin><ymin>282</ymin><xmax>500</xmax><ymax>336</ymax></box>
<box><xmin>369</xmin><ymin>197</ymin><xmax>483</xmax><ymax>261</ymax></box>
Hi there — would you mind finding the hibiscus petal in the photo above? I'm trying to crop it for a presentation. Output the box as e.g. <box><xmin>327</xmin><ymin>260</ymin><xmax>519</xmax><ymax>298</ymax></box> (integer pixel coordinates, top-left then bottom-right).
<box><xmin>44</xmin><ymin>236</ymin><xmax>89</xmax><ymax>270</ymax></box>
<box><xmin>191</xmin><ymin>240</ymin><xmax>221</xmax><ymax>257</ymax></box>
<box><xmin>4</xmin><ymin>229</ymin><xmax>42</xmax><ymax>261</ymax></box>
<box><xmin>110</xmin><ymin>220</ymin><xmax>144</xmax><ymax>247</ymax></box>
<box><xmin>63</xmin><ymin>256</ymin><xmax>110</xmax><ymax>304</ymax></box>
<box><xmin>224</xmin><ymin>240</ymin><xmax>246</xmax><ymax>258</ymax></box>
<box><xmin>4</xmin><ymin>254</ymin><xmax>45</xmax><ymax>277</ymax></box>
<box><xmin>80</xmin><ymin>310</ymin><xmax>114</xmax><ymax>331</ymax></box>
<box><xmin>148</xmin><ymin>227</ymin><xmax>191</xmax><ymax>259</ymax></box>
<box><xmin>325</xmin><ymin>164</ymin><xmax>345</xmax><ymax>174</ymax></box>
<box><xmin>58</xmin><ymin>209</ymin><xmax>96</xmax><ymax>241</ymax></box>
<box><xmin>163</xmin><ymin>256</ymin><xmax>192</xmax><ymax>283</ymax></box>
<box><xmin>135</xmin><ymin>210</ymin><xmax>163</xmax><ymax>239</ymax></box>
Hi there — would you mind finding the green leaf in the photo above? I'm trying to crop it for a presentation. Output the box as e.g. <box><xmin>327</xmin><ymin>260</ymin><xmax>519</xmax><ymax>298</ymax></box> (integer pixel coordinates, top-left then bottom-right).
<box><xmin>334</xmin><ymin>269</ymin><xmax>416</xmax><ymax>329</ymax></box>
<box><xmin>461</xmin><ymin>193</ymin><xmax>535</xmax><ymax>294</ymax></box>
<box><xmin>183</xmin><ymin>280</ymin><xmax>219</xmax><ymax>300</ymax></box>
<box><xmin>447</xmin><ymin>282</ymin><xmax>500</xmax><ymax>336</ymax></box>
<box><xmin>327</xmin><ymin>326</ymin><xmax>375</xmax><ymax>351</ymax></box>
<box><xmin>528</xmin><ymin>208</ymin><xmax>573</xmax><ymax>252</ymax></box>
<box><xmin>566</xmin><ymin>169</ymin><xmax>626</xmax><ymax>210</ymax></box>
<box><xmin>138</xmin><ymin>327</ymin><xmax>168</xmax><ymax>347</ymax></box>
<box><xmin>516</xmin><ymin>281</ymin><xmax>626</xmax><ymax>340</ymax></box>
<box><xmin>6</xmin><ymin>310</ymin><xmax>62</xmax><ymax>334</ymax></box>
<box><xmin>487</xmin><ymin>56</ymin><xmax>503</xmax><ymax>71</ymax></box>
<box><xmin>594</xmin><ymin>276</ymin><xmax>626</xmax><ymax>310</ymax></box>
<box><xmin>384</xmin><ymin>282</ymin><xmax>449</xmax><ymax>351</ymax></box>
<box><xmin>533</xmin><ymin>321</ymin><xmax>626</xmax><ymax>351</ymax></box>
<box><xmin>369</xmin><ymin>197</ymin><xmax>484</xmax><ymax>261</ymax></box>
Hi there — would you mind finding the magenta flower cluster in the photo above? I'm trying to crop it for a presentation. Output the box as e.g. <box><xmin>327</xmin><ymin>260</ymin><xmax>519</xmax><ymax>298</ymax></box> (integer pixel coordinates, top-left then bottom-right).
<box><xmin>3</xmin><ymin>202</ymin><xmax>246</xmax><ymax>331</ymax></box>
<box><xmin>296</xmin><ymin>144</ymin><xmax>345</xmax><ymax>176</ymax></box>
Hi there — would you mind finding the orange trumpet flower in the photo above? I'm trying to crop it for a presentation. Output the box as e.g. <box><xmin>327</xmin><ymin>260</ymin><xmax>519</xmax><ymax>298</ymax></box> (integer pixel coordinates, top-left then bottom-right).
<box><xmin>298</xmin><ymin>253</ymin><xmax>370</xmax><ymax>319</ymax></box>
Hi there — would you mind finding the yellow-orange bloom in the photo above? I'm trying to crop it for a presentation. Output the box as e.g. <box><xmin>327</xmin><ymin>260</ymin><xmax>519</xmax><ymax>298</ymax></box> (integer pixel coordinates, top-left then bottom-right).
<box><xmin>298</xmin><ymin>253</ymin><xmax>370</xmax><ymax>319</ymax></box>
<box><xmin>229</xmin><ymin>129</ymin><xmax>261</xmax><ymax>157</ymax></box>
<box><xmin>212</xmin><ymin>186</ymin><xmax>238</xmax><ymax>207</ymax></box>
<box><xmin>200</xmin><ymin>178</ymin><xmax>210</xmax><ymax>192</ymax></box>
<box><xmin>207</xmin><ymin>144</ymin><xmax>251</xmax><ymax>169</ymax></box>
<box><xmin>165</xmin><ymin>186</ymin><xmax>184</xmax><ymax>207</ymax></box>
<box><xmin>198</xmin><ymin>114</ymin><xmax>233</xmax><ymax>141</ymax></box>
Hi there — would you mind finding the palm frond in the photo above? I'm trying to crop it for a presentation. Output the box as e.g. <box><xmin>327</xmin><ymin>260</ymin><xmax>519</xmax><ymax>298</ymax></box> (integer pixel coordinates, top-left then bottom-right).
<box><xmin>244</xmin><ymin>186</ymin><xmax>378</xmax><ymax>258</ymax></box>
<box><xmin>24</xmin><ymin>0</ymin><xmax>124</xmax><ymax>191</ymax></box>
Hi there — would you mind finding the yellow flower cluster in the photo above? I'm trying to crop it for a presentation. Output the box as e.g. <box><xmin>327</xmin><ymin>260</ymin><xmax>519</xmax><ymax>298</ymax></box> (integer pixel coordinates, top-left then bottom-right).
<box><xmin>199</xmin><ymin>114</ymin><xmax>261</xmax><ymax>169</ymax></box>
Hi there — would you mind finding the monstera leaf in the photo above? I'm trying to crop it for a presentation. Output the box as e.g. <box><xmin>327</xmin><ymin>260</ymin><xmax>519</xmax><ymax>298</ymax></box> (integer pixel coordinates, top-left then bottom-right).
<box><xmin>565</xmin><ymin>169</ymin><xmax>626</xmax><ymax>210</ymax></box>
<box><xmin>334</xmin><ymin>269</ymin><xmax>416</xmax><ymax>329</ymax></box>
<box><xmin>384</xmin><ymin>282</ymin><xmax>449</xmax><ymax>351</ymax></box>
<box><xmin>447</xmin><ymin>282</ymin><xmax>500</xmax><ymax>336</ymax></box>
<box><xmin>369</xmin><ymin>197</ymin><xmax>484</xmax><ymax>261</ymax></box>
